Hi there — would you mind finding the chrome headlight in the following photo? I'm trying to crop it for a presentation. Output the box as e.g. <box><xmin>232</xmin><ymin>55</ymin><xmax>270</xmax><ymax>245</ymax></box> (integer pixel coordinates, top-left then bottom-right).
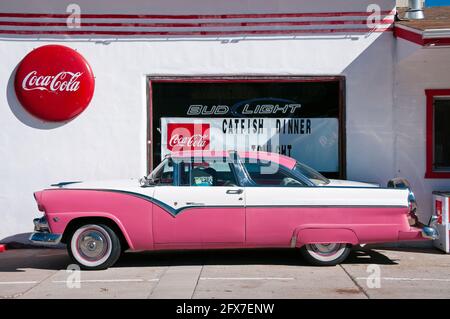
<box><xmin>33</xmin><ymin>216</ymin><xmax>49</xmax><ymax>232</ymax></box>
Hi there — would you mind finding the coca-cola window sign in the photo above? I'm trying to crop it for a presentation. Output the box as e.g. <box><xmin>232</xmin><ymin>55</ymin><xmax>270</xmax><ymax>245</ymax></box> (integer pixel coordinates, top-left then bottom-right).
<box><xmin>14</xmin><ymin>45</ymin><xmax>95</xmax><ymax>122</ymax></box>
<box><xmin>166</xmin><ymin>123</ymin><xmax>210</xmax><ymax>152</ymax></box>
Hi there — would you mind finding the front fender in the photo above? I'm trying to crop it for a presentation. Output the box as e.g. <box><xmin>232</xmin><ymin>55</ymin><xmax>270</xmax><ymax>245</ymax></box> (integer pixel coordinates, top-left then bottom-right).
<box><xmin>47</xmin><ymin>211</ymin><xmax>135</xmax><ymax>250</ymax></box>
<box><xmin>38</xmin><ymin>189</ymin><xmax>154</xmax><ymax>250</ymax></box>
<box><xmin>292</xmin><ymin>225</ymin><xmax>359</xmax><ymax>247</ymax></box>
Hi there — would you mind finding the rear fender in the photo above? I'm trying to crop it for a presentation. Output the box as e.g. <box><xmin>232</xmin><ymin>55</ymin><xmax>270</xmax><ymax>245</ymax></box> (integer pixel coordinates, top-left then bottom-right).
<box><xmin>291</xmin><ymin>225</ymin><xmax>359</xmax><ymax>248</ymax></box>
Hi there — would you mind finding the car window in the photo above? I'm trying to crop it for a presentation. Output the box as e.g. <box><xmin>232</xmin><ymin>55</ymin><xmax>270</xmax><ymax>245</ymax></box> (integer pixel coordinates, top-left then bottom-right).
<box><xmin>243</xmin><ymin>161</ymin><xmax>305</xmax><ymax>187</ymax></box>
<box><xmin>293</xmin><ymin>162</ymin><xmax>329</xmax><ymax>186</ymax></box>
<box><xmin>179</xmin><ymin>159</ymin><xmax>238</xmax><ymax>187</ymax></box>
<box><xmin>150</xmin><ymin>158</ymin><xmax>174</xmax><ymax>185</ymax></box>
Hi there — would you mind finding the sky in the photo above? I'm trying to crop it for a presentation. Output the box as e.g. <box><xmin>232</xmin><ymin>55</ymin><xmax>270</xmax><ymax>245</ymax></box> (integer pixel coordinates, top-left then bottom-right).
<box><xmin>425</xmin><ymin>0</ymin><xmax>450</xmax><ymax>7</ymax></box>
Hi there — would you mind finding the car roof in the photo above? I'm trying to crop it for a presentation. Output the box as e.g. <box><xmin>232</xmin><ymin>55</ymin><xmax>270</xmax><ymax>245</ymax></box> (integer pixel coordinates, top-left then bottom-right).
<box><xmin>168</xmin><ymin>151</ymin><xmax>297</xmax><ymax>170</ymax></box>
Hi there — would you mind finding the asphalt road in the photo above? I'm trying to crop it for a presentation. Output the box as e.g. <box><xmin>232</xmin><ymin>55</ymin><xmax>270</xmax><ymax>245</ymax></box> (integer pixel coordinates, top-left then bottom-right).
<box><xmin>0</xmin><ymin>246</ymin><xmax>449</xmax><ymax>299</ymax></box>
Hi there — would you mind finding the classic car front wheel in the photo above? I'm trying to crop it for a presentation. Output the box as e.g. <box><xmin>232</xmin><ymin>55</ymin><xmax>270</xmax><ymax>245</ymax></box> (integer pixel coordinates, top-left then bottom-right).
<box><xmin>300</xmin><ymin>243</ymin><xmax>351</xmax><ymax>266</ymax></box>
<box><xmin>68</xmin><ymin>224</ymin><xmax>121</xmax><ymax>270</ymax></box>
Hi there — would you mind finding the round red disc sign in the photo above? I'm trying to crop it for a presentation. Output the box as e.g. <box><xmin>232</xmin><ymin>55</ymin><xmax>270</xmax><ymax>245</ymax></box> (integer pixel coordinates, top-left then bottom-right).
<box><xmin>14</xmin><ymin>45</ymin><xmax>95</xmax><ymax>122</ymax></box>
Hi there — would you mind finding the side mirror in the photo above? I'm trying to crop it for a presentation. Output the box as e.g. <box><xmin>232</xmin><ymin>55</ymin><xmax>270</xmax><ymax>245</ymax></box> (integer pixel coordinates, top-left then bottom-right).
<box><xmin>139</xmin><ymin>176</ymin><xmax>155</xmax><ymax>187</ymax></box>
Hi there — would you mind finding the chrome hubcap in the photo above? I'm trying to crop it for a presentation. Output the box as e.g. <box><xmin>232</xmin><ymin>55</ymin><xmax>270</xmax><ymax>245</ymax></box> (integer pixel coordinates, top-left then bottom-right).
<box><xmin>309</xmin><ymin>243</ymin><xmax>340</xmax><ymax>256</ymax></box>
<box><xmin>77</xmin><ymin>229</ymin><xmax>108</xmax><ymax>261</ymax></box>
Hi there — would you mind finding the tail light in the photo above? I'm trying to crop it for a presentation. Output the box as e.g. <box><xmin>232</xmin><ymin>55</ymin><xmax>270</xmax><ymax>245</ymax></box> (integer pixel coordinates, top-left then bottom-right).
<box><xmin>387</xmin><ymin>178</ymin><xmax>419</xmax><ymax>226</ymax></box>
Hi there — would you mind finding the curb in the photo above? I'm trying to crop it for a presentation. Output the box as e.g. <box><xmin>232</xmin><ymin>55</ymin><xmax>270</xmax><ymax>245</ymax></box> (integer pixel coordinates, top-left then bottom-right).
<box><xmin>0</xmin><ymin>244</ymin><xmax>6</xmax><ymax>252</ymax></box>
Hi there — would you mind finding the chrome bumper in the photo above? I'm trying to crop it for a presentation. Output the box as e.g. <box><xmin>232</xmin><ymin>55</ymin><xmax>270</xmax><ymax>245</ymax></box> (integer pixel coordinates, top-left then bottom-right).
<box><xmin>420</xmin><ymin>215</ymin><xmax>440</xmax><ymax>240</ymax></box>
<box><xmin>29</xmin><ymin>232</ymin><xmax>62</xmax><ymax>244</ymax></box>
<box><xmin>30</xmin><ymin>216</ymin><xmax>62</xmax><ymax>245</ymax></box>
<box><xmin>421</xmin><ymin>225</ymin><xmax>439</xmax><ymax>240</ymax></box>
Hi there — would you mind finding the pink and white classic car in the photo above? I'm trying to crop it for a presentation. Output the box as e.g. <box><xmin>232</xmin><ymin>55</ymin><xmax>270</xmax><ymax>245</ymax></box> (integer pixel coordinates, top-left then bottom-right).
<box><xmin>30</xmin><ymin>151</ymin><xmax>438</xmax><ymax>269</ymax></box>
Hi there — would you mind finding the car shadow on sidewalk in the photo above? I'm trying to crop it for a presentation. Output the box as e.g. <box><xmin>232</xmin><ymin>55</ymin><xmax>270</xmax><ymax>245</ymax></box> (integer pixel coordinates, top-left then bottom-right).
<box><xmin>364</xmin><ymin>245</ymin><xmax>445</xmax><ymax>255</ymax></box>
<box><xmin>0</xmin><ymin>246</ymin><xmax>397</xmax><ymax>272</ymax></box>
<box><xmin>344</xmin><ymin>248</ymin><xmax>399</xmax><ymax>265</ymax></box>
<box><xmin>114</xmin><ymin>248</ymin><xmax>398</xmax><ymax>268</ymax></box>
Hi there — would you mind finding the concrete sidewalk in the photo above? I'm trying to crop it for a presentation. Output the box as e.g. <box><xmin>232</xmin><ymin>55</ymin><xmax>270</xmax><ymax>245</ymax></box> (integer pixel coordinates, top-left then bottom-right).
<box><xmin>0</xmin><ymin>247</ymin><xmax>448</xmax><ymax>299</ymax></box>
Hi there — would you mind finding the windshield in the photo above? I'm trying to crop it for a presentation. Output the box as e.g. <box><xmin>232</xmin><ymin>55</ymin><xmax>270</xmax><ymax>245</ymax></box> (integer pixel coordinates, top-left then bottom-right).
<box><xmin>293</xmin><ymin>162</ymin><xmax>329</xmax><ymax>186</ymax></box>
<box><xmin>149</xmin><ymin>159</ymin><xmax>166</xmax><ymax>180</ymax></box>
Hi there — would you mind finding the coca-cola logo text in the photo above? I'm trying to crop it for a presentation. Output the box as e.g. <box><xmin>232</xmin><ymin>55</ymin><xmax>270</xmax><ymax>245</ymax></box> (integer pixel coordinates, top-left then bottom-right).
<box><xmin>167</xmin><ymin>123</ymin><xmax>210</xmax><ymax>152</ymax></box>
<box><xmin>14</xmin><ymin>45</ymin><xmax>95</xmax><ymax>122</ymax></box>
<box><xmin>22</xmin><ymin>71</ymin><xmax>83</xmax><ymax>92</ymax></box>
<box><xmin>169</xmin><ymin>134</ymin><xmax>208</xmax><ymax>148</ymax></box>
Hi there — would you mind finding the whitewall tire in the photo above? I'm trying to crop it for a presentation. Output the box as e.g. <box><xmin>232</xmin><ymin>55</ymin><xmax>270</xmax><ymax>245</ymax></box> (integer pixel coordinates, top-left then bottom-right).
<box><xmin>300</xmin><ymin>243</ymin><xmax>351</xmax><ymax>266</ymax></box>
<box><xmin>68</xmin><ymin>224</ymin><xmax>121</xmax><ymax>270</ymax></box>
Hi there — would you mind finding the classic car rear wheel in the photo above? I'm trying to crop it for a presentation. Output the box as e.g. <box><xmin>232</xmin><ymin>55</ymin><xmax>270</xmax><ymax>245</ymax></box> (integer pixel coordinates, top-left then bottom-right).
<box><xmin>300</xmin><ymin>243</ymin><xmax>350</xmax><ymax>266</ymax></box>
<box><xmin>68</xmin><ymin>224</ymin><xmax>121</xmax><ymax>270</ymax></box>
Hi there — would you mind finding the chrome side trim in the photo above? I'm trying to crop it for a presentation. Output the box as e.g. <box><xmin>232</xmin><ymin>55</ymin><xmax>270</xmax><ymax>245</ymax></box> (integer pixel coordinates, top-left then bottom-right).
<box><xmin>290</xmin><ymin>233</ymin><xmax>297</xmax><ymax>248</ymax></box>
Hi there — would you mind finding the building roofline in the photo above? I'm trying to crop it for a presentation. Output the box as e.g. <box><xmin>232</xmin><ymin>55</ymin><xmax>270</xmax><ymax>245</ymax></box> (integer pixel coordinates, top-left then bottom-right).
<box><xmin>395</xmin><ymin>6</ymin><xmax>450</xmax><ymax>46</ymax></box>
<box><xmin>395</xmin><ymin>23</ymin><xmax>450</xmax><ymax>46</ymax></box>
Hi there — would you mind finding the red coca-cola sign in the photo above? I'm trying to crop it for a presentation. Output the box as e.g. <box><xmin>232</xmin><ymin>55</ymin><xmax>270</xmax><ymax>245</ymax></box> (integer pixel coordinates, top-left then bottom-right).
<box><xmin>14</xmin><ymin>45</ymin><xmax>95</xmax><ymax>122</ymax></box>
<box><xmin>167</xmin><ymin>123</ymin><xmax>210</xmax><ymax>152</ymax></box>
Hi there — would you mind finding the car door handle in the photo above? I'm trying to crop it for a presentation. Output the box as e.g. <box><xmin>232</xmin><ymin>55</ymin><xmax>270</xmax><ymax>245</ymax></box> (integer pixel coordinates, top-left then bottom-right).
<box><xmin>226</xmin><ymin>189</ymin><xmax>244</xmax><ymax>194</ymax></box>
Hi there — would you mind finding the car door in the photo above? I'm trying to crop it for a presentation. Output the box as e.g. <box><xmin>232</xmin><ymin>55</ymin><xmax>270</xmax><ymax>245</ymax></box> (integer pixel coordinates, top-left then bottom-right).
<box><xmin>243</xmin><ymin>160</ymin><xmax>309</xmax><ymax>247</ymax></box>
<box><xmin>152</xmin><ymin>157</ymin><xmax>245</xmax><ymax>247</ymax></box>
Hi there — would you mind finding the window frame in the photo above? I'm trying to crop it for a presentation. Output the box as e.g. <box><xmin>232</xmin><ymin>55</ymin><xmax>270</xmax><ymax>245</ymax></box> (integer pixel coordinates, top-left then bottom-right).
<box><xmin>150</xmin><ymin>157</ymin><xmax>176</xmax><ymax>186</ymax></box>
<box><xmin>425</xmin><ymin>89</ymin><xmax>450</xmax><ymax>178</ymax></box>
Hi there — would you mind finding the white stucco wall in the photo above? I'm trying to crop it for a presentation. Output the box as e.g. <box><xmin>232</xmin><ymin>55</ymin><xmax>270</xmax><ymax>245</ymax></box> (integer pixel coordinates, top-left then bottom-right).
<box><xmin>394</xmin><ymin>39</ymin><xmax>450</xmax><ymax>224</ymax></box>
<box><xmin>0</xmin><ymin>0</ymin><xmax>400</xmax><ymax>241</ymax></box>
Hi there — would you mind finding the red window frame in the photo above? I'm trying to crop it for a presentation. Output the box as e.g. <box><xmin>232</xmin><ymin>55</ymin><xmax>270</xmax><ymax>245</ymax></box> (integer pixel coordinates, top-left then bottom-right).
<box><xmin>425</xmin><ymin>89</ymin><xmax>450</xmax><ymax>178</ymax></box>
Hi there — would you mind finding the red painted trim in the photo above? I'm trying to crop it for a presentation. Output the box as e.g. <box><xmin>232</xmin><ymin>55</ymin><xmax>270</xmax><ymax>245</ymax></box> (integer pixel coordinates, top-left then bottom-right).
<box><xmin>395</xmin><ymin>25</ymin><xmax>450</xmax><ymax>47</ymax></box>
<box><xmin>424</xmin><ymin>37</ymin><xmax>450</xmax><ymax>46</ymax></box>
<box><xmin>426</xmin><ymin>89</ymin><xmax>435</xmax><ymax>178</ymax></box>
<box><xmin>0</xmin><ymin>10</ymin><xmax>395</xmax><ymax>36</ymax></box>
<box><xmin>0</xmin><ymin>244</ymin><xmax>6</xmax><ymax>253</ymax></box>
<box><xmin>0</xmin><ymin>10</ymin><xmax>394</xmax><ymax>20</ymax></box>
<box><xmin>0</xmin><ymin>18</ymin><xmax>395</xmax><ymax>28</ymax></box>
<box><xmin>0</xmin><ymin>27</ymin><xmax>393</xmax><ymax>36</ymax></box>
<box><xmin>394</xmin><ymin>25</ymin><xmax>424</xmax><ymax>45</ymax></box>
<box><xmin>148</xmin><ymin>80</ymin><xmax>153</xmax><ymax>173</ymax></box>
<box><xmin>426</xmin><ymin>89</ymin><xmax>450</xmax><ymax>96</ymax></box>
<box><xmin>425</xmin><ymin>89</ymin><xmax>450</xmax><ymax>179</ymax></box>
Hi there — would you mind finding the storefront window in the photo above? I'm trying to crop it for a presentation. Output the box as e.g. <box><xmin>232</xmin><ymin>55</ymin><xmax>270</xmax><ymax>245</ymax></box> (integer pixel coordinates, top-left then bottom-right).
<box><xmin>425</xmin><ymin>89</ymin><xmax>450</xmax><ymax>178</ymax></box>
<box><xmin>149</xmin><ymin>77</ymin><xmax>345</xmax><ymax>179</ymax></box>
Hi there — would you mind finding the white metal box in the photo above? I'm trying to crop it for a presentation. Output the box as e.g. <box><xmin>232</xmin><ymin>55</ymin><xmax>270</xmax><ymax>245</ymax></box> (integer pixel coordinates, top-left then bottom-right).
<box><xmin>432</xmin><ymin>191</ymin><xmax>450</xmax><ymax>253</ymax></box>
